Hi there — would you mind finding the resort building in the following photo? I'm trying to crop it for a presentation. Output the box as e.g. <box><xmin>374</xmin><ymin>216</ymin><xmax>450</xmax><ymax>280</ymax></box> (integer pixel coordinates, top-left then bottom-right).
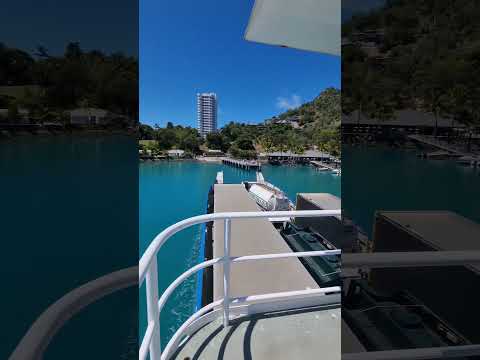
<box><xmin>197</xmin><ymin>93</ymin><xmax>217</xmax><ymax>137</ymax></box>
<box><xmin>167</xmin><ymin>149</ymin><xmax>185</xmax><ymax>158</ymax></box>
<box><xmin>69</xmin><ymin>108</ymin><xmax>110</xmax><ymax>125</ymax></box>
<box><xmin>203</xmin><ymin>149</ymin><xmax>224</xmax><ymax>157</ymax></box>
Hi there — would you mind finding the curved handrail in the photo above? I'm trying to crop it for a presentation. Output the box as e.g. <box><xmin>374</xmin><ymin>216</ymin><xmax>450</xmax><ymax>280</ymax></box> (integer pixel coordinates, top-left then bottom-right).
<box><xmin>9</xmin><ymin>266</ymin><xmax>137</xmax><ymax>360</ymax></box>
<box><xmin>139</xmin><ymin>209</ymin><xmax>341</xmax><ymax>284</ymax></box>
<box><xmin>139</xmin><ymin>209</ymin><xmax>342</xmax><ymax>360</ymax></box>
<box><xmin>152</xmin><ymin>254</ymin><xmax>341</xmax><ymax>360</ymax></box>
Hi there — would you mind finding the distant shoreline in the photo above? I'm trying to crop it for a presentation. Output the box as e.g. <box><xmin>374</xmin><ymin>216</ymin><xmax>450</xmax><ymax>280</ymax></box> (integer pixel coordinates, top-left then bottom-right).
<box><xmin>0</xmin><ymin>128</ymin><xmax>137</xmax><ymax>140</ymax></box>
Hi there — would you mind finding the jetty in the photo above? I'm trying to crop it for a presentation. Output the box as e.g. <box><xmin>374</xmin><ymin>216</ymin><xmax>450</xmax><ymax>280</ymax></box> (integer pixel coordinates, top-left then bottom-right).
<box><xmin>212</xmin><ymin>184</ymin><xmax>318</xmax><ymax>300</ymax></box>
<box><xmin>311</xmin><ymin>160</ymin><xmax>340</xmax><ymax>171</ymax></box>
<box><xmin>408</xmin><ymin>134</ymin><xmax>473</xmax><ymax>157</ymax></box>
<box><xmin>222</xmin><ymin>158</ymin><xmax>261</xmax><ymax>170</ymax></box>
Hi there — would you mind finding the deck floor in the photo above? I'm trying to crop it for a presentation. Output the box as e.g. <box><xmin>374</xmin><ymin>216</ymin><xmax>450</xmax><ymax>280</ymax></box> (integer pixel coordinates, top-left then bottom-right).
<box><xmin>174</xmin><ymin>305</ymin><xmax>341</xmax><ymax>360</ymax></box>
<box><xmin>213</xmin><ymin>184</ymin><xmax>318</xmax><ymax>301</ymax></box>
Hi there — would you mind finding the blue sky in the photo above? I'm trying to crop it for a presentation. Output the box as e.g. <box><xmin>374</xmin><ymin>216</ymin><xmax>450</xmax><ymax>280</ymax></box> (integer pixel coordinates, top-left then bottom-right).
<box><xmin>140</xmin><ymin>0</ymin><xmax>340</xmax><ymax>127</ymax></box>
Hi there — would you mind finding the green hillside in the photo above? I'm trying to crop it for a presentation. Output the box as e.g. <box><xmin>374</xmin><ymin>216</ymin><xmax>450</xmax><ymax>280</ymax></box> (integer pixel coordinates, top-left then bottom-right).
<box><xmin>270</xmin><ymin>87</ymin><xmax>340</xmax><ymax>128</ymax></box>
<box><xmin>342</xmin><ymin>0</ymin><xmax>480</xmax><ymax>125</ymax></box>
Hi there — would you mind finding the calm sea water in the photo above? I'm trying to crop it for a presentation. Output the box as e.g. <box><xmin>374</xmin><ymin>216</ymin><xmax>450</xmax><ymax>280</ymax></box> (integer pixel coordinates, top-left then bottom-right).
<box><xmin>342</xmin><ymin>146</ymin><xmax>480</xmax><ymax>236</ymax></box>
<box><xmin>139</xmin><ymin>161</ymin><xmax>340</xmax><ymax>346</ymax></box>
<box><xmin>1</xmin><ymin>135</ymin><xmax>137</xmax><ymax>359</ymax></box>
<box><xmin>140</xmin><ymin>149</ymin><xmax>480</xmax><ymax>347</ymax></box>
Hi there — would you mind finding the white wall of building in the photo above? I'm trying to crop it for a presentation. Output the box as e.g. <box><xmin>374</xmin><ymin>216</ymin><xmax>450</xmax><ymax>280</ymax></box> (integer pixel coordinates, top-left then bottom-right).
<box><xmin>197</xmin><ymin>93</ymin><xmax>217</xmax><ymax>137</ymax></box>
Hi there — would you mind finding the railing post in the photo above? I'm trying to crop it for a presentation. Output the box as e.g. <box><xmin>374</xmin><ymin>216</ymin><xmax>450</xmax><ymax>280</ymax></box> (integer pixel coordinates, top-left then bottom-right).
<box><xmin>146</xmin><ymin>258</ymin><xmax>161</xmax><ymax>359</ymax></box>
<box><xmin>223</xmin><ymin>218</ymin><xmax>231</xmax><ymax>328</ymax></box>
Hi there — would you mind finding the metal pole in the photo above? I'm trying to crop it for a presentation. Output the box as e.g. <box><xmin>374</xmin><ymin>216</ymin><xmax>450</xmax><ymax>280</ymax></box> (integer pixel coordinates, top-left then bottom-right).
<box><xmin>146</xmin><ymin>259</ymin><xmax>161</xmax><ymax>359</ymax></box>
<box><xmin>223</xmin><ymin>218</ymin><xmax>231</xmax><ymax>328</ymax></box>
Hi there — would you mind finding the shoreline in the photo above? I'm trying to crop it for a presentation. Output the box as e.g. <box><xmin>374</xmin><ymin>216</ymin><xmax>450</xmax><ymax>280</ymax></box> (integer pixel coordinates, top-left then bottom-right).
<box><xmin>0</xmin><ymin>128</ymin><xmax>137</xmax><ymax>140</ymax></box>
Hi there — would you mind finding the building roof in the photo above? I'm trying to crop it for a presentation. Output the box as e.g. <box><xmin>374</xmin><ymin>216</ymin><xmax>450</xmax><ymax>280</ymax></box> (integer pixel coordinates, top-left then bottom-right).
<box><xmin>297</xmin><ymin>193</ymin><xmax>341</xmax><ymax>220</ymax></box>
<box><xmin>167</xmin><ymin>149</ymin><xmax>185</xmax><ymax>154</ymax></box>
<box><xmin>263</xmin><ymin>150</ymin><xmax>333</xmax><ymax>158</ymax></box>
<box><xmin>245</xmin><ymin>0</ymin><xmax>340</xmax><ymax>56</ymax></box>
<box><xmin>342</xmin><ymin>109</ymin><xmax>466</xmax><ymax>128</ymax></box>
<box><xmin>377</xmin><ymin>211</ymin><xmax>480</xmax><ymax>252</ymax></box>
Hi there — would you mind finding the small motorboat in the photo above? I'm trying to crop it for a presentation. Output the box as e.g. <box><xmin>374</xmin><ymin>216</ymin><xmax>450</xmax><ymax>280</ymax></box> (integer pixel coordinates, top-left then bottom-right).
<box><xmin>243</xmin><ymin>172</ymin><xmax>294</xmax><ymax>211</ymax></box>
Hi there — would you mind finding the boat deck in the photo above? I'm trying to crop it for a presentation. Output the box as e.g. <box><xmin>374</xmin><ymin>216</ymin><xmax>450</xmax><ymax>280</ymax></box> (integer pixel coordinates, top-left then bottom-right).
<box><xmin>213</xmin><ymin>184</ymin><xmax>318</xmax><ymax>300</ymax></box>
<box><xmin>174</xmin><ymin>305</ymin><xmax>340</xmax><ymax>360</ymax></box>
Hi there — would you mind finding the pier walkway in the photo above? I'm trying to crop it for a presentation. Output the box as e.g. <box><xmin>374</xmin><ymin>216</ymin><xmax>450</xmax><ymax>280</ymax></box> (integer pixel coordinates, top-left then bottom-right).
<box><xmin>212</xmin><ymin>184</ymin><xmax>318</xmax><ymax>301</ymax></box>
<box><xmin>311</xmin><ymin>160</ymin><xmax>340</xmax><ymax>171</ymax></box>
<box><xmin>408</xmin><ymin>134</ymin><xmax>475</xmax><ymax>157</ymax></box>
<box><xmin>222</xmin><ymin>158</ymin><xmax>261</xmax><ymax>170</ymax></box>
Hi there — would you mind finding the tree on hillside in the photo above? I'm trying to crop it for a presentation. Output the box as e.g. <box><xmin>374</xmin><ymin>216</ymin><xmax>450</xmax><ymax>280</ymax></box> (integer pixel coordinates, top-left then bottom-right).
<box><xmin>206</xmin><ymin>132</ymin><xmax>229</xmax><ymax>152</ymax></box>
<box><xmin>235</xmin><ymin>136</ymin><xmax>255</xmax><ymax>151</ymax></box>
<box><xmin>140</xmin><ymin>124</ymin><xmax>156</xmax><ymax>140</ymax></box>
<box><xmin>182</xmin><ymin>133</ymin><xmax>201</xmax><ymax>154</ymax></box>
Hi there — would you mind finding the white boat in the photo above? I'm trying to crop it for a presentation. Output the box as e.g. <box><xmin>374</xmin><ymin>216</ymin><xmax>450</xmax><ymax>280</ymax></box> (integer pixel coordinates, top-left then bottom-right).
<box><xmin>243</xmin><ymin>172</ymin><xmax>294</xmax><ymax>211</ymax></box>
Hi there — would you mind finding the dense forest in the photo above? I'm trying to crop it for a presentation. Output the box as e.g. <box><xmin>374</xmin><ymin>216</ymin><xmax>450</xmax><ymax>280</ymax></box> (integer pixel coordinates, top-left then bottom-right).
<box><xmin>0</xmin><ymin>42</ymin><xmax>138</xmax><ymax>124</ymax></box>
<box><xmin>342</xmin><ymin>0</ymin><xmax>480</xmax><ymax>127</ymax></box>
<box><xmin>140</xmin><ymin>88</ymin><xmax>341</xmax><ymax>158</ymax></box>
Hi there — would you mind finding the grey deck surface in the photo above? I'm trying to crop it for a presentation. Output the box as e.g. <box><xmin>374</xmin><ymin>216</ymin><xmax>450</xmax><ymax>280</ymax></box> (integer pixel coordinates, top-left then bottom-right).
<box><xmin>378</xmin><ymin>211</ymin><xmax>480</xmax><ymax>251</ymax></box>
<box><xmin>213</xmin><ymin>184</ymin><xmax>318</xmax><ymax>301</ymax></box>
<box><xmin>341</xmin><ymin>320</ymin><xmax>366</xmax><ymax>353</ymax></box>
<box><xmin>174</xmin><ymin>306</ymin><xmax>341</xmax><ymax>360</ymax></box>
<box><xmin>297</xmin><ymin>193</ymin><xmax>341</xmax><ymax>220</ymax></box>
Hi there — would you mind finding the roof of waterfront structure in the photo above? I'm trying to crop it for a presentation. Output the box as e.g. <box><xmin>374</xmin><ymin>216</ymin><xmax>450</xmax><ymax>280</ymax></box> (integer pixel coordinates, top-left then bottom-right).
<box><xmin>377</xmin><ymin>210</ymin><xmax>480</xmax><ymax>273</ymax></box>
<box><xmin>261</xmin><ymin>150</ymin><xmax>334</xmax><ymax>158</ymax></box>
<box><xmin>297</xmin><ymin>193</ymin><xmax>341</xmax><ymax>220</ymax></box>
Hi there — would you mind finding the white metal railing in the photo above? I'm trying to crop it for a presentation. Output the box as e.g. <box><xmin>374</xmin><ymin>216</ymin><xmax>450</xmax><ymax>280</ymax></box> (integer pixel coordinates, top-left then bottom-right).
<box><xmin>9</xmin><ymin>208</ymin><xmax>480</xmax><ymax>360</ymax></box>
<box><xmin>138</xmin><ymin>209</ymin><xmax>342</xmax><ymax>360</ymax></box>
<box><xmin>8</xmin><ymin>250</ymin><xmax>480</xmax><ymax>359</ymax></box>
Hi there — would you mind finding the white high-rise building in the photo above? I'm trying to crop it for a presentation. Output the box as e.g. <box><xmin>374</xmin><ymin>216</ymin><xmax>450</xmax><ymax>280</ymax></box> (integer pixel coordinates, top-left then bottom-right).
<box><xmin>197</xmin><ymin>93</ymin><xmax>217</xmax><ymax>137</ymax></box>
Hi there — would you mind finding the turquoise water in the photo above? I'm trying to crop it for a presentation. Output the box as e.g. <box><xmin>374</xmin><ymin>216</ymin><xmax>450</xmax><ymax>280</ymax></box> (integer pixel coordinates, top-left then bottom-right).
<box><xmin>342</xmin><ymin>146</ymin><xmax>480</xmax><ymax>237</ymax></box>
<box><xmin>140</xmin><ymin>149</ymin><xmax>480</xmax><ymax>347</ymax></box>
<box><xmin>1</xmin><ymin>135</ymin><xmax>138</xmax><ymax>359</ymax></box>
<box><xmin>139</xmin><ymin>161</ymin><xmax>340</xmax><ymax>346</ymax></box>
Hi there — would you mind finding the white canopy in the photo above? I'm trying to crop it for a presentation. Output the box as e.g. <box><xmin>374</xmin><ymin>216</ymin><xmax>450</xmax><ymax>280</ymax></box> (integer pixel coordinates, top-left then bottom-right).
<box><xmin>245</xmin><ymin>0</ymin><xmax>340</xmax><ymax>56</ymax></box>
